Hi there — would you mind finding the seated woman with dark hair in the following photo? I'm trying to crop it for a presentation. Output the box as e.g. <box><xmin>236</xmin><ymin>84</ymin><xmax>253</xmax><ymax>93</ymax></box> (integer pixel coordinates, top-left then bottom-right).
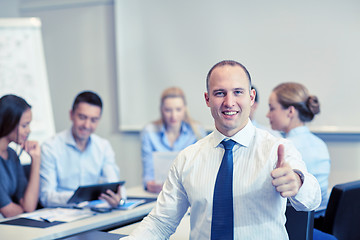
<box><xmin>0</xmin><ymin>94</ymin><xmax>41</xmax><ymax>218</ymax></box>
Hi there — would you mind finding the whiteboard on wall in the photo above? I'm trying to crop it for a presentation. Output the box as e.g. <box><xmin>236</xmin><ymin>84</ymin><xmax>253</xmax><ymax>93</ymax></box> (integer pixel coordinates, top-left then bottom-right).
<box><xmin>114</xmin><ymin>0</ymin><xmax>360</xmax><ymax>133</ymax></box>
<box><xmin>0</xmin><ymin>18</ymin><xmax>55</xmax><ymax>144</ymax></box>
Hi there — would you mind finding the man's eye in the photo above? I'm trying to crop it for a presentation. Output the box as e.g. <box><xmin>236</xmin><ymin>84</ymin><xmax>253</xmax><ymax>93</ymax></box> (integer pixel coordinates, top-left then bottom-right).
<box><xmin>214</xmin><ymin>92</ymin><xmax>225</xmax><ymax>97</ymax></box>
<box><xmin>234</xmin><ymin>90</ymin><xmax>244</xmax><ymax>95</ymax></box>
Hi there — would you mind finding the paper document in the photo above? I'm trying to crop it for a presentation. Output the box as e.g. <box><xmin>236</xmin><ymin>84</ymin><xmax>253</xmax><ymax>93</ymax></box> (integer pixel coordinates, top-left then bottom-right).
<box><xmin>22</xmin><ymin>208</ymin><xmax>95</xmax><ymax>223</ymax></box>
<box><xmin>153</xmin><ymin>151</ymin><xmax>179</xmax><ymax>184</ymax></box>
<box><xmin>77</xmin><ymin>199</ymin><xmax>146</xmax><ymax>211</ymax></box>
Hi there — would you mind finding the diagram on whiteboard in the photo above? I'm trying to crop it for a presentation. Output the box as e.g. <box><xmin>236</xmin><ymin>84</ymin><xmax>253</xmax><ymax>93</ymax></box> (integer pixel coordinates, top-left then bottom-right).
<box><xmin>0</xmin><ymin>18</ymin><xmax>55</xmax><ymax>143</ymax></box>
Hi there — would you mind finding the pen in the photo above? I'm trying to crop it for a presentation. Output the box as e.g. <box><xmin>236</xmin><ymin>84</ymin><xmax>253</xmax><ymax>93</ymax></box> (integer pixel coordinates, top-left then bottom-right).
<box><xmin>40</xmin><ymin>217</ymin><xmax>52</xmax><ymax>223</ymax></box>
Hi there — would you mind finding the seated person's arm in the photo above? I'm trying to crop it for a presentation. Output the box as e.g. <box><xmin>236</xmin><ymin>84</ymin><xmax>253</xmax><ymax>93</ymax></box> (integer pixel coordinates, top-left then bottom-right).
<box><xmin>0</xmin><ymin>141</ymin><xmax>41</xmax><ymax>218</ymax></box>
<box><xmin>21</xmin><ymin>141</ymin><xmax>41</xmax><ymax>212</ymax></box>
<box><xmin>99</xmin><ymin>185</ymin><xmax>125</xmax><ymax>208</ymax></box>
<box><xmin>40</xmin><ymin>142</ymin><xmax>73</xmax><ymax>207</ymax></box>
<box><xmin>0</xmin><ymin>179</ymin><xmax>26</xmax><ymax>218</ymax></box>
<box><xmin>146</xmin><ymin>181</ymin><xmax>163</xmax><ymax>193</ymax></box>
<box><xmin>0</xmin><ymin>202</ymin><xmax>25</xmax><ymax>218</ymax></box>
<box><xmin>98</xmin><ymin>141</ymin><xmax>124</xmax><ymax>207</ymax></box>
<box><xmin>141</xmin><ymin>128</ymin><xmax>163</xmax><ymax>193</ymax></box>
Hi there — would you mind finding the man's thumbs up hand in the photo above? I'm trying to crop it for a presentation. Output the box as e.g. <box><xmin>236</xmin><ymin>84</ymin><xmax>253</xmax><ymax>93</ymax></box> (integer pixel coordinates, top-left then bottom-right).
<box><xmin>271</xmin><ymin>144</ymin><xmax>302</xmax><ymax>198</ymax></box>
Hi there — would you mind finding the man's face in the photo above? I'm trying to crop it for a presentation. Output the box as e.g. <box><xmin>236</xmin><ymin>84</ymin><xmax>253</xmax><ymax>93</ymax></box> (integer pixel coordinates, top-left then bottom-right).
<box><xmin>205</xmin><ymin>65</ymin><xmax>255</xmax><ymax>137</ymax></box>
<box><xmin>70</xmin><ymin>102</ymin><xmax>101</xmax><ymax>143</ymax></box>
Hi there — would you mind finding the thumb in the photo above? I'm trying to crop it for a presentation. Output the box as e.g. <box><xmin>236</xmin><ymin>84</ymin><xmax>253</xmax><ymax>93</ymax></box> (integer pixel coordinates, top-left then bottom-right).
<box><xmin>276</xmin><ymin>144</ymin><xmax>285</xmax><ymax>168</ymax></box>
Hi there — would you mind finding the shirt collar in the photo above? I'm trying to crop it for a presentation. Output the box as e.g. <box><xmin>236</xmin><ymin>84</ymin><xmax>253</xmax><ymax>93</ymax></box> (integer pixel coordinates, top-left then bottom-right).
<box><xmin>286</xmin><ymin>125</ymin><xmax>309</xmax><ymax>138</ymax></box>
<box><xmin>65</xmin><ymin>128</ymin><xmax>92</xmax><ymax>150</ymax></box>
<box><xmin>212</xmin><ymin>119</ymin><xmax>255</xmax><ymax>148</ymax></box>
<box><xmin>160</xmin><ymin>121</ymin><xmax>190</xmax><ymax>135</ymax></box>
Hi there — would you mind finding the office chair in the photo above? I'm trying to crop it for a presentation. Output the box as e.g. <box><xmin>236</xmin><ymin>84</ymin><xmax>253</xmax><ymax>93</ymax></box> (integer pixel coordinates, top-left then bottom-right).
<box><xmin>320</xmin><ymin>180</ymin><xmax>360</xmax><ymax>240</ymax></box>
<box><xmin>285</xmin><ymin>204</ymin><xmax>314</xmax><ymax>240</ymax></box>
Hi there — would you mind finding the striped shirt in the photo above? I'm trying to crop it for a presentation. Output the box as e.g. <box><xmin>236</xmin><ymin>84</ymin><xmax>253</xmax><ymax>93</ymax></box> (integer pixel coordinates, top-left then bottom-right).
<box><xmin>127</xmin><ymin>120</ymin><xmax>321</xmax><ymax>240</ymax></box>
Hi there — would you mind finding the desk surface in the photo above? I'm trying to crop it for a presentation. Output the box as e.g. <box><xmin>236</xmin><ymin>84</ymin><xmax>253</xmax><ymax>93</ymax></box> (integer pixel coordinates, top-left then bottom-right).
<box><xmin>111</xmin><ymin>212</ymin><xmax>190</xmax><ymax>240</ymax></box>
<box><xmin>111</xmin><ymin>203</ymin><xmax>314</xmax><ymax>240</ymax></box>
<box><xmin>0</xmin><ymin>186</ymin><xmax>157</xmax><ymax>240</ymax></box>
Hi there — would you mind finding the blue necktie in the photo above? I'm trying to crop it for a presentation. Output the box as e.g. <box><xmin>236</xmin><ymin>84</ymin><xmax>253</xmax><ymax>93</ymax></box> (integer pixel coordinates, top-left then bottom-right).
<box><xmin>211</xmin><ymin>139</ymin><xmax>236</xmax><ymax>240</ymax></box>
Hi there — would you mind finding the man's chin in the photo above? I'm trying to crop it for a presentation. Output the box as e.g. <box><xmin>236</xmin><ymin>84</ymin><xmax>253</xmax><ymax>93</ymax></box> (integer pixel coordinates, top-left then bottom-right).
<box><xmin>74</xmin><ymin>133</ymin><xmax>91</xmax><ymax>142</ymax></box>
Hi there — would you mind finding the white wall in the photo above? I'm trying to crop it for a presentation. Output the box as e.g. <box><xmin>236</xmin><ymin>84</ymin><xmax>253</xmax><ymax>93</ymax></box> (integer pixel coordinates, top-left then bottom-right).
<box><xmin>114</xmin><ymin>0</ymin><xmax>360</xmax><ymax>133</ymax></box>
<box><xmin>1</xmin><ymin>0</ymin><xmax>360</xmax><ymax>190</ymax></box>
<box><xmin>0</xmin><ymin>0</ymin><xmax>19</xmax><ymax>17</ymax></box>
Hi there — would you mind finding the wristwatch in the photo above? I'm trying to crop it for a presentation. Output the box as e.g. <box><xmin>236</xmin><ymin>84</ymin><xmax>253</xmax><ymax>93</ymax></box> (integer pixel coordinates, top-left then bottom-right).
<box><xmin>293</xmin><ymin>169</ymin><xmax>304</xmax><ymax>184</ymax></box>
<box><xmin>119</xmin><ymin>198</ymin><xmax>126</xmax><ymax>206</ymax></box>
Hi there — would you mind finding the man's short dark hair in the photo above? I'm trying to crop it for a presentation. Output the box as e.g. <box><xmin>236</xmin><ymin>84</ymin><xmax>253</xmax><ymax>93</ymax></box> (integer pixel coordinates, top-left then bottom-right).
<box><xmin>206</xmin><ymin>60</ymin><xmax>252</xmax><ymax>92</ymax></box>
<box><xmin>72</xmin><ymin>91</ymin><xmax>103</xmax><ymax>112</ymax></box>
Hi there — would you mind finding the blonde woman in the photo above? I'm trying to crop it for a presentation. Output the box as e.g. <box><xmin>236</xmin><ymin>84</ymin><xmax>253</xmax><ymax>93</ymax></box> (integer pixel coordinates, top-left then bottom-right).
<box><xmin>141</xmin><ymin>87</ymin><xmax>206</xmax><ymax>193</ymax></box>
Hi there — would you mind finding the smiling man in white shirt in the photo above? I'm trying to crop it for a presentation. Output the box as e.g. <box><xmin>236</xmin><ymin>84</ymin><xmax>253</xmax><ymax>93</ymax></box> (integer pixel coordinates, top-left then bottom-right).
<box><xmin>40</xmin><ymin>91</ymin><xmax>124</xmax><ymax>208</ymax></box>
<box><xmin>125</xmin><ymin>60</ymin><xmax>321</xmax><ymax>240</ymax></box>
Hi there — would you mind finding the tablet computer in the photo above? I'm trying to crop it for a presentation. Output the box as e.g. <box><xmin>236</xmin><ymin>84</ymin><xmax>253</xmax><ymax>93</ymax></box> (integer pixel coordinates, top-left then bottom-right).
<box><xmin>67</xmin><ymin>181</ymin><xmax>125</xmax><ymax>204</ymax></box>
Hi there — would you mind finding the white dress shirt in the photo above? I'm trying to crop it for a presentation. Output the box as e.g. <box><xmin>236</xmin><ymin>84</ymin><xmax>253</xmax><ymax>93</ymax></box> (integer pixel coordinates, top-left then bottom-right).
<box><xmin>126</xmin><ymin>121</ymin><xmax>321</xmax><ymax>240</ymax></box>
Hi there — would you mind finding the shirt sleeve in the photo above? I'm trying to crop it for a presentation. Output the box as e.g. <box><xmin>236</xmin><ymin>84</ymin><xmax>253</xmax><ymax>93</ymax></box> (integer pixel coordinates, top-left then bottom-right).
<box><xmin>99</xmin><ymin>140</ymin><xmax>120</xmax><ymax>183</ymax></box>
<box><xmin>140</xmin><ymin>127</ymin><xmax>155</xmax><ymax>187</ymax></box>
<box><xmin>40</xmin><ymin>141</ymin><xmax>73</xmax><ymax>207</ymax></box>
<box><xmin>282</xmin><ymin>141</ymin><xmax>321</xmax><ymax>211</ymax></box>
<box><xmin>127</xmin><ymin>154</ymin><xmax>189</xmax><ymax>239</ymax></box>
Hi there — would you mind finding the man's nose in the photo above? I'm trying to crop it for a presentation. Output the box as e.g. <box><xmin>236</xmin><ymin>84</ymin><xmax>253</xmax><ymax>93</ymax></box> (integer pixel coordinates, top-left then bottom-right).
<box><xmin>224</xmin><ymin>94</ymin><xmax>235</xmax><ymax>107</ymax></box>
<box><xmin>84</xmin><ymin>119</ymin><xmax>91</xmax><ymax>128</ymax></box>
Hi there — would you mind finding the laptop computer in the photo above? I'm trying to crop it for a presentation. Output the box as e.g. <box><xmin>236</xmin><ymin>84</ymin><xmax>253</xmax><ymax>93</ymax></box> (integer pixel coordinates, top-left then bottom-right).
<box><xmin>153</xmin><ymin>152</ymin><xmax>179</xmax><ymax>184</ymax></box>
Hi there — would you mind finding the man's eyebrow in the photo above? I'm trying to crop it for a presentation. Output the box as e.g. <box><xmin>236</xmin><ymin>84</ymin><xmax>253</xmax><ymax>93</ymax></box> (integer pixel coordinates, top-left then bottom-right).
<box><xmin>212</xmin><ymin>88</ymin><xmax>225</xmax><ymax>93</ymax></box>
<box><xmin>234</xmin><ymin>87</ymin><xmax>245</xmax><ymax>91</ymax></box>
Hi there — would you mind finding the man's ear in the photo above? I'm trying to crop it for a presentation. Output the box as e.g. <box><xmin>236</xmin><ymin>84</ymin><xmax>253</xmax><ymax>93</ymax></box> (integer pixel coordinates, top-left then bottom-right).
<box><xmin>69</xmin><ymin>110</ymin><xmax>74</xmax><ymax>121</ymax></box>
<box><xmin>250</xmin><ymin>88</ymin><xmax>256</xmax><ymax>106</ymax></box>
<box><xmin>204</xmin><ymin>92</ymin><xmax>210</xmax><ymax>107</ymax></box>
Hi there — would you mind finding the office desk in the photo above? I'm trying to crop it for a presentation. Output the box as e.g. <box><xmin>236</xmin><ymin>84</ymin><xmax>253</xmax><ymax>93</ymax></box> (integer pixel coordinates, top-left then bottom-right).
<box><xmin>111</xmin><ymin>204</ymin><xmax>314</xmax><ymax>240</ymax></box>
<box><xmin>111</xmin><ymin>212</ymin><xmax>190</xmax><ymax>240</ymax></box>
<box><xmin>0</xmin><ymin>186</ymin><xmax>157</xmax><ymax>240</ymax></box>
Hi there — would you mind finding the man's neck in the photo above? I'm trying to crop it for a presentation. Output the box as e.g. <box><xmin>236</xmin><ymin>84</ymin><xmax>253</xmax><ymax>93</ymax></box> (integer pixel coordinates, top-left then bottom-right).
<box><xmin>75</xmin><ymin>139</ymin><xmax>88</xmax><ymax>152</ymax></box>
<box><xmin>72</xmin><ymin>133</ymin><xmax>89</xmax><ymax>152</ymax></box>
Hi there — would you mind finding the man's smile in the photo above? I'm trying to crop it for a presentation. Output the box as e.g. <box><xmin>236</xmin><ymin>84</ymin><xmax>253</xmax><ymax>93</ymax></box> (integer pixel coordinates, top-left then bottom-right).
<box><xmin>223</xmin><ymin>111</ymin><xmax>238</xmax><ymax>116</ymax></box>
